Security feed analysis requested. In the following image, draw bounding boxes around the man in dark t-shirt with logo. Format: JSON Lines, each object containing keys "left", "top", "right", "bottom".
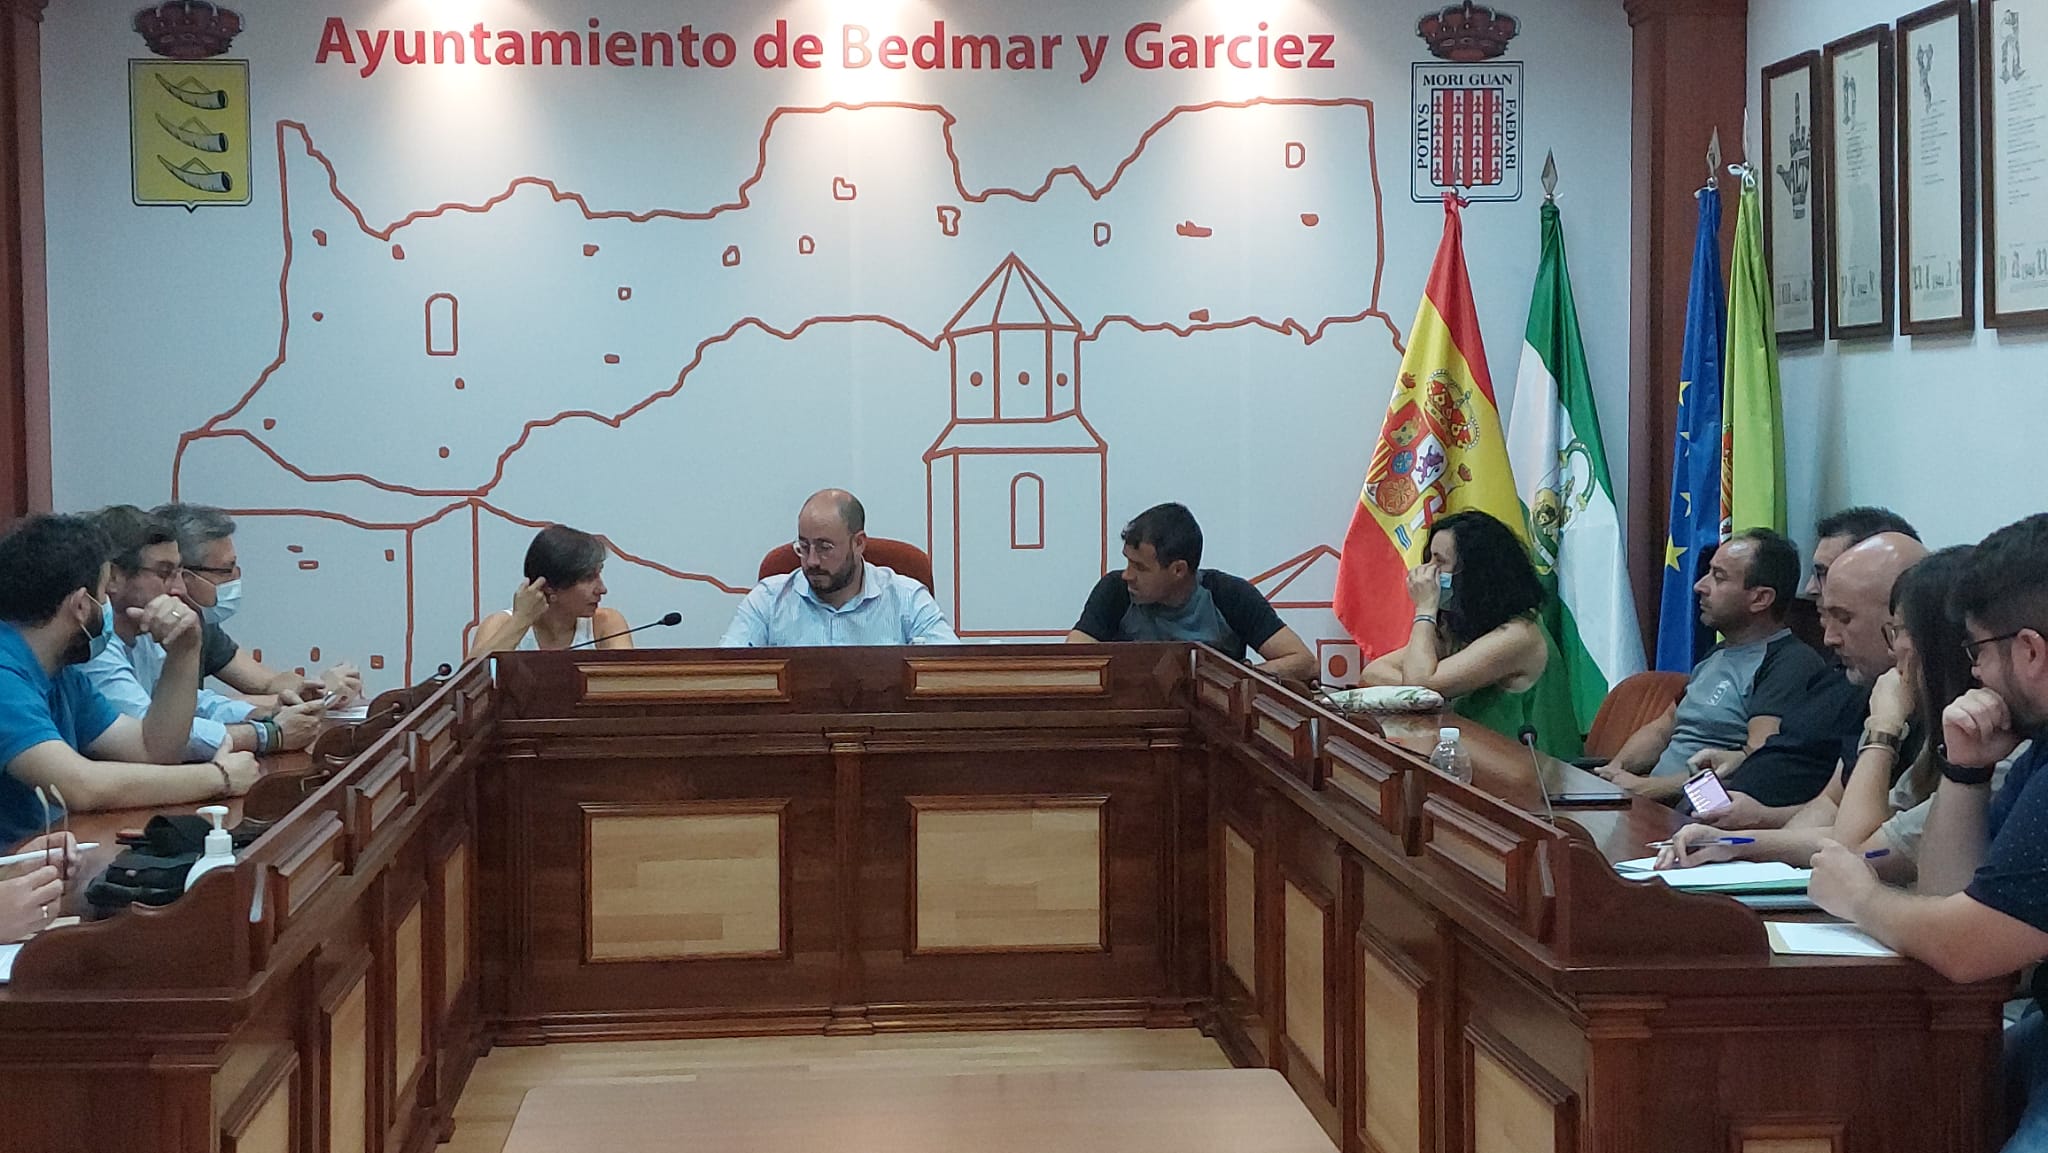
{"left": 1068, "top": 502, "right": 1316, "bottom": 682}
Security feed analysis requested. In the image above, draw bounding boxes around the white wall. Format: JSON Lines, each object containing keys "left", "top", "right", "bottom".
{"left": 1750, "top": 0, "right": 2048, "bottom": 554}
{"left": 42, "top": 0, "right": 1635, "bottom": 689}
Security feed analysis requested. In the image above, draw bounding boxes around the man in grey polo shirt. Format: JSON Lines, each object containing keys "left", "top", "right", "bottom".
{"left": 1593, "top": 528, "right": 1833, "bottom": 804}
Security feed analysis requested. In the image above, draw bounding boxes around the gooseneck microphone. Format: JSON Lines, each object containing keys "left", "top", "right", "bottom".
{"left": 569, "top": 611, "right": 683, "bottom": 649}
{"left": 1519, "top": 725, "right": 1558, "bottom": 825}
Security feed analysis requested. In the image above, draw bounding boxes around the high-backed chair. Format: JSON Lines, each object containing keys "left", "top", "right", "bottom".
{"left": 1581, "top": 671, "right": 1691, "bottom": 761}
{"left": 756, "top": 537, "right": 936, "bottom": 594}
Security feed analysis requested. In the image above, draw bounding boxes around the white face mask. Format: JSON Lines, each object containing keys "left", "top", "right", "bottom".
{"left": 202, "top": 578, "right": 242, "bottom": 625}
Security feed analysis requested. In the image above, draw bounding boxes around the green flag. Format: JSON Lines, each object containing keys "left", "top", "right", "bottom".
{"left": 1720, "top": 174, "right": 1786, "bottom": 535}
{"left": 1508, "top": 199, "right": 1645, "bottom": 734}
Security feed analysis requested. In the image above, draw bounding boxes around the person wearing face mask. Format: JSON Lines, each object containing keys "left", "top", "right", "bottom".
{"left": 81, "top": 507, "right": 328, "bottom": 758}
{"left": 0, "top": 514, "right": 260, "bottom": 850}
{"left": 721, "top": 491, "right": 957, "bottom": 648}
{"left": 1357, "top": 509, "right": 1581, "bottom": 758}
{"left": 154, "top": 503, "right": 363, "bottom": 706}
{"left": 470, "top": 523, "right": 634, "bottom": 656}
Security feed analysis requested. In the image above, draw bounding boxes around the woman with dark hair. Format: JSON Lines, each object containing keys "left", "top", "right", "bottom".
{"left": 1359, "top": 509, "right": 1581, "bottom": 757}
{"left": 467, "top": 524, "right": 631, "bottom": 657}
{"left": 1657, "top": 546, "right": 1979, "bottom": 875}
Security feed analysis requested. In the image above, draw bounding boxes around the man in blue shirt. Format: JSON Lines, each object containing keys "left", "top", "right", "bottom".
{"left": 719, "top": 490, "right": 957, "bottom": 647}
{"left": 1808, "top": 513, "right": 2048, "bottom": 1153}
{"left": 0, "top": 514, "right": 260, "bottom": 849}
{"left": 81, "top": 505, "right": 326, "bottom": 758}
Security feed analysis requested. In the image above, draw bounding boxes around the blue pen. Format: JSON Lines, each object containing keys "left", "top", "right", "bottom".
{"left": 1865, "top": 848, "right": 1891, "bottom": 860}
{"left": 1647, "top": 835, "right": 1757, "bottom": 850}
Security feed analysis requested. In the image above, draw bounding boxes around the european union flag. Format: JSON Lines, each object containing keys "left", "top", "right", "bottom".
{"left": 1656, "top": 186, "right": 1726, "bottom": 672}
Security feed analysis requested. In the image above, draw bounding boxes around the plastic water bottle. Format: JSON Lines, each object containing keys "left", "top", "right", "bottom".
{"left": 1429, "top": 726, "right": 1472, "bottom": 784}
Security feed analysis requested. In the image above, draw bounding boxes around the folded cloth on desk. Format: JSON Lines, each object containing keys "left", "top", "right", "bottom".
{"left": 1614, "top": 858, "right": 1812, "bottom": 893}
{"left": 1322, "top": 686, "right": 1446, "bottom": 714}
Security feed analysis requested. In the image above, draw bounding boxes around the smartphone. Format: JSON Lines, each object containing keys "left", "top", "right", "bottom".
{"left": 1683, "top": 768, "right": 1733, "bottom": 816}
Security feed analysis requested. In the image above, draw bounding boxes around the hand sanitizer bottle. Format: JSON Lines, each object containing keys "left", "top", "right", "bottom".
{"left": 184, "top": 804, "right": 236, "bottom": 891}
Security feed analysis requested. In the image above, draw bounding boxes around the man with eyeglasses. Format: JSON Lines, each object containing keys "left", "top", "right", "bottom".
{"left": 79, "top": 506, "right": 328, "bottom": 759}
{"left": 0, "top": 514, "right": 259, "bottom": 855}
{"left": 719, "top": 489, "right": 957, "bottom": 647}
{"left": 155, "top": 503, "right": 363, "bottom": 706}
{"left": 1807, "top": 513, "right": 2048, "bottom": 1153}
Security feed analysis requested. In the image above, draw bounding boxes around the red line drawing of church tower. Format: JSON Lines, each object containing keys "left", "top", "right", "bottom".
{"left": 926, "top": 254, "right": 1109, "bottom": 638}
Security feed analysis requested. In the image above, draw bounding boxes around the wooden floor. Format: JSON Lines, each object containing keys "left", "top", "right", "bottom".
{"left": 444, "top": 1029, "right": 1235, "bottom": 1153}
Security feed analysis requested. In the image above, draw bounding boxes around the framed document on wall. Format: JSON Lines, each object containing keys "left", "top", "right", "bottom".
{"left": 1825, "top": 25, "right": 1897, "bottom": 339}
{"left": 1764, "top": 52, "right": 1826, "bottom": 343}
{"left": 1984, "top": 0, "right": 2048, "bottom": 327}
{"left": 1898, "top": 1, "right": 1978, "bottom": 334}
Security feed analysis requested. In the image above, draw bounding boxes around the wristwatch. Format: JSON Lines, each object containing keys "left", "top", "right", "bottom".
{"left": 1937, "top": 743, "right": 1997, "bottom": 786}
{"left": 1858, "top": 725, "right": 1904, "bottom": 756}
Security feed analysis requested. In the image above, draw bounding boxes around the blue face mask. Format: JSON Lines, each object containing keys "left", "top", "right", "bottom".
{"left": 83, "top": 594, "right": 114, "bottom": 660}
{"left": 1437, "top": 571, "right": 1455, "bottom": 592}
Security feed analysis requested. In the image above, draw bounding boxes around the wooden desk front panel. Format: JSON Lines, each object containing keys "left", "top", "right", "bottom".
{"left": 0, "top": 665, "right": 491, "bottom": 1153}
{"left": 485, "top": 645, "right": 1210, "bottom": 1041}
{"left": 1199, "top": 690, "right": 2006, "bottom": 1153}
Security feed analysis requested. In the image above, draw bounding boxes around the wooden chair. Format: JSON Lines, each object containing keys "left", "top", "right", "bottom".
{"left": 1582, "top": 671, "right": 1690, "bottom": 761}
{"left": 757, "top": 537, "right": 935, "bottom": 594}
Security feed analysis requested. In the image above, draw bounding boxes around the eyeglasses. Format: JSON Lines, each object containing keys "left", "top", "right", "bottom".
{"left": 183, "top": 561, "right": 241, "bottom": 582}
{"left": 791, "top": 539, "right": 843, "bottom": 561}
{"left": 132, "top": 562, "right": 181, "bottom": 582}
{"left": 1963, "top": 631, "right": 2025, "bottom": 663}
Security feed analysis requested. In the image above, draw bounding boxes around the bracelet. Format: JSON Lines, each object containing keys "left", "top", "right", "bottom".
{"left": 1857, "top": 726, "right": 1904, "bottom": 757}
{"left": 1937, "top": 744, "right": 1997, "bottom": 786}
{"left": 1412, "top": 614, "right": 1437, "bottom": 626}
{"left": 252, "top": 720, "right": 271, "bottom": 754}
{"left": 211, "top": 759, "right": 233, "bottom": 798}
{"left": 263, "top": 719, "right": 282, "bottom": 751}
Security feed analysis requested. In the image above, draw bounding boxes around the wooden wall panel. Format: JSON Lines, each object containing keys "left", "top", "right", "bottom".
{"left": 1282, "top": 880, "right": 1329, "bottom": 1083}
{"left": 220, "top": 1056, "right": 296, "bottom": 1153}
{"left": 219, "top": 1063, "right": 294, "bottom": 1153}
{"left": 1223, "top": 824, "right": 1258, "bottom": 995}
{"left": 442, "top": 847, "right": 469, "bottom": 1013}
{"left": 393, "top": 901, "right": 427, "bottom": 1102}
{"left": 1467, "top": 1027, "right": 1576, "bottom": 1153}
{"left": 910, "top": 797, "right": 1105, "bottom": 953}
{"left": 1356, "top": 936, "right": 1425, "bottom": 1153}
{"left": 324, "top": 973, "right": 370, "bottom": 1153}
{"left": 583, "top": 803, "right": 788, "bottom": 962}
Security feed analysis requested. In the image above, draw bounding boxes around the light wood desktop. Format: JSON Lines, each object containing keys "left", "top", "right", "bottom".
{"left": 500, "top": 1068, "right": 1336, "bottom": 1153}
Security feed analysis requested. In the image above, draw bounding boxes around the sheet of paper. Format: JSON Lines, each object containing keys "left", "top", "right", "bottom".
{"left": 326, "top": 704, "right": 371, "bottom": 722}
{"left": 1766, "top": 921, "right": 1899, "bottom": 958}
{"left": 0, "top": 941, "right": 19, "bottom": 983}
{"left": 1614, "top": 858, "right": 1811, "bottom": 889}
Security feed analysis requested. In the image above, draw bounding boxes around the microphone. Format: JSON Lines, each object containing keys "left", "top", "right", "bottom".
{"left": 569, "top": 611, "right": 682, "bottom": 649}
{"left": 1519, "top": 725, "right": 1558, "bottom": 825}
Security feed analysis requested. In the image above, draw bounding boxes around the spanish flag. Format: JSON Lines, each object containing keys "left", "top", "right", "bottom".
{"left": 1335, "top": 195, "right": 1525, "bottom": 658}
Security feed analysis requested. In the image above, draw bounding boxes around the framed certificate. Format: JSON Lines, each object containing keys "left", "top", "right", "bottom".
{"left": 1983, "top": 0, "right": 2048, "bottom": 327}
{"left": 1898, "top": 1, "right": 1977, "bottom": 333}
{"left": 1825, "top": 25, "right": 1898, "bottom": 339}
{"left": 1764, "top": 52, "right": 1826, "bottom": 344}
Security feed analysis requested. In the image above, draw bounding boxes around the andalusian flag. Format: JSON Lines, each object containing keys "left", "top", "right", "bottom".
{"left": 1720, "top": 172, "right": 1787, "bottom": 536}
{"left": 1507, "top": 199, "right": 1644, "bottom": 734}
{"left": 1336, "top": 196, "right": 1524, "bottom": 658}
